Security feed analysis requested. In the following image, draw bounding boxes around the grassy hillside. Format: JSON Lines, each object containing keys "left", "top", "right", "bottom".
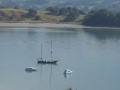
{"left": 0, "top": 8, "right": 27, "bottom": 21}
{"left": 0, "top": 8, "right": 85, "bottom": 23}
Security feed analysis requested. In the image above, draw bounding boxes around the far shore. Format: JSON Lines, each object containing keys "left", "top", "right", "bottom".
{"left": 0, "top": 22, "right": 120, "bottom": 29}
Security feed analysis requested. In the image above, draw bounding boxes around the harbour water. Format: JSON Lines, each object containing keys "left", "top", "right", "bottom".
{"left": 0, "top": 28, "right": 120, "bottom": 90}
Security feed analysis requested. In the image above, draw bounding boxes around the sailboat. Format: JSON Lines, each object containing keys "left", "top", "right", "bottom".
{"left": 37, "top": 41, "right": 58, "bottom": 64}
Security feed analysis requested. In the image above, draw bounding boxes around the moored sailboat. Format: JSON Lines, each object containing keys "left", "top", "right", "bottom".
{"left": 37, "top": 41, "right": 58, "bottom": 64}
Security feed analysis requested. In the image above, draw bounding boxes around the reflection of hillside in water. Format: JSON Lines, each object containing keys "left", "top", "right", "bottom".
{"left": 84, "top": 28, "right": 120, "bottom": 40}
{"left": 46, "top": 28, "right": 82, "bottom": 38}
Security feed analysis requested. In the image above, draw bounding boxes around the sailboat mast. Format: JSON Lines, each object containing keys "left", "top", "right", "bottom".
{"left": 51, "top": 41, "right": 53, "bottom": 61}
{"left": 41, "top": 43, "right": 42, "bottom": 59}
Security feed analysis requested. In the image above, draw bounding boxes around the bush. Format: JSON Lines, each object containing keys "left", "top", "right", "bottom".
{"left": 26, "top": 9, "right": 37, "bottom": 18}
{"left": 35, "top": 15, "right": 40, "bottom": 20}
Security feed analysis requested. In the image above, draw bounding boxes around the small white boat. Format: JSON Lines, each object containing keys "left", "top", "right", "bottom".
{"left": 64, "top": 69, "right": 73, "bottom": 74}
{"left": 25, "top": 67, "right": 37, "bottom": 71}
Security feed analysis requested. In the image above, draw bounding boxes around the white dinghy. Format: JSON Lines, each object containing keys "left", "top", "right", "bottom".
{"left": 64, "top": 69, "right": 73, "bottom": 74}
{"left": 25, "top": 67, "right": 37, "bottom": 71}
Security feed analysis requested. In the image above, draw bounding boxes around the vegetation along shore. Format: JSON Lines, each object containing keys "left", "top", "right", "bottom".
{"left": 0, "top": 7, "right": 120, "bottom": 28}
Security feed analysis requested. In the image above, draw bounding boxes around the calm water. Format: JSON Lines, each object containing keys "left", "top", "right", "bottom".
{"left": 0, "top": 28, "right": 120, "bottom": 90}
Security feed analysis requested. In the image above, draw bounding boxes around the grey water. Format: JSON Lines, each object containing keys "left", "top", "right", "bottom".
{"left": 0, "top": 28, "right": 120, "bottom": 90}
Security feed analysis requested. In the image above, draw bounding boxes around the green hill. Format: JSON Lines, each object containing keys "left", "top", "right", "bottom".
{"left": 0, "top": 8, "right": 84, "bottom": 23}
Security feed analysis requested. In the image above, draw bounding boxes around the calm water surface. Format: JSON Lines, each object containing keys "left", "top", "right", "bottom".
{"left": 0, "top": 28, "right": 120, "bottom": 90}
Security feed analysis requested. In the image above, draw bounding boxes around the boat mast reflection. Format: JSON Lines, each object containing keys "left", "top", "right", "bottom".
{"left": 38, "top": 63, "right": 58, "bottom": 89}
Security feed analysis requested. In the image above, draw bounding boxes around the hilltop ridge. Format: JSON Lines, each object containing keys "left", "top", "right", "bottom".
{"left": 0, "top": 0, "right": 120, "bottom": 12}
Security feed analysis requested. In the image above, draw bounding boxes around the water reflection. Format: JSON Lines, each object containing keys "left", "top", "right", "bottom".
{"left": 46, "top": 29, "right": 80, "bottom": 38}
{"left": 1, "top": 27, "right": 120, "bottom": 90}
{"left": 64, "top": 73, "right": 73, "bottom": 78}
{"left": 37, "top": 63, "right": 58, "bottom": 65}
{"left": 37, "top": 63, "right": 58, "bottom": 88}
{"left": 27, "top": 30, "right": 37, "bottom": 42}
{"left": 84, "top": 28, "right": 120, "bottom": 40}
{"left": 25, "top": 70, "right": 37, "bottom": 73}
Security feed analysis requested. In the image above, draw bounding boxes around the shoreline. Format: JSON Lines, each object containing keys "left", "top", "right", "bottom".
{"left": 0, "top": 23, "right": 120, "bottom": 29}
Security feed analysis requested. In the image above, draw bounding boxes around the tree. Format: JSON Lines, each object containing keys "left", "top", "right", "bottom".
{"left": 45, "top": 7, "right": 85, "bottom": 22}
{"left": 46, "top": 7, "right": 85, "bottom": 16}
{"left": 116, "top": 13, "right": 120, "bottom": 19}
{"left": 63, "top": 11, "right": 80, "bottom": 21}
{"left": 14, "top": 6, "right": 19, "bottom": 9}
{"left": 35, "top": 15, "right": 40, "bottom": 20}
{"left": 26, "top": 9, "right": 37, "bottom": 18}
{"left": 82, "top": 9, "right": 120, "bottom": 27}
{"left": 58, "top": 8, "right": 68, "bottom": 16}
{"left": 46, "top": 7, "right": 59, "bottom": 15}
{"left": 88, "top": 10, "right": 97, "bottom": 15}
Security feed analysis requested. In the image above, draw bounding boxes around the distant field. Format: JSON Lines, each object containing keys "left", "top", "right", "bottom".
{"left": 0, "top": 8, "right": 85, "bottom": 23}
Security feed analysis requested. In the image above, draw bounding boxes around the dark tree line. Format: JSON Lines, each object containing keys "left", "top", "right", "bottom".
{"left": 82, "top": 9, "right": 120, "bottom": 27}
{"left": 46, "top": 7, "right": 85, "bottom": 15}
{"left": 46, "top": 7, "right": 85, "bottom": 21}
